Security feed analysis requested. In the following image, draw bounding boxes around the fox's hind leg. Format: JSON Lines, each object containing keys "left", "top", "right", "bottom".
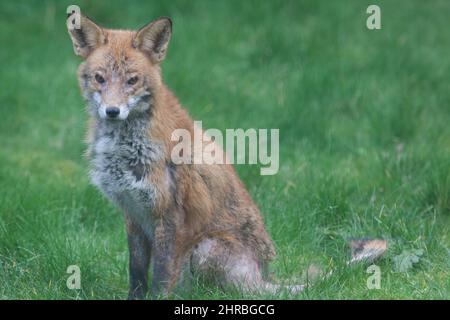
{"left": 191, "top": 238, "right": 304, "bottom": 295}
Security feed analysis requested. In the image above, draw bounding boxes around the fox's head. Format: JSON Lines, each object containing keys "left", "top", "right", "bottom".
{"left": 67, "top": 14, "right": 172, "bottom": 120}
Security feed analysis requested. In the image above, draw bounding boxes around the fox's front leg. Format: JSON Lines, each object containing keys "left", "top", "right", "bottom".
{"left": 151, "top": 220, "right": 184, "bottom": 298}
{"left": 125, "top": 216, "right": 152, "bottom": 300}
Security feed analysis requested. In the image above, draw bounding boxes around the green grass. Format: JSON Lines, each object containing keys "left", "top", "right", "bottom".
{"left": 0, "top": 0, "right": 449, "bottom": 299}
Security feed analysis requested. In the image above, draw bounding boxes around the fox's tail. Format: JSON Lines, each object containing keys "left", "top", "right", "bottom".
{"left": 255, "top": 238, "right": 388, "bottom": 295}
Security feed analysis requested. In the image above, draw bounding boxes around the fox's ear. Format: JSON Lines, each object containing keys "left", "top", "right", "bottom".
{"left": 133, "top": 17, "right": 172, "bottom": 64}
{"left": 67, "top": 13, "right": 105, "bottom": 59}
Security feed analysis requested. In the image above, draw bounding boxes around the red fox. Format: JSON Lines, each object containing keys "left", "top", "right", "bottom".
{"left": 67, "top": 13, "right": 303, "bottom": 299}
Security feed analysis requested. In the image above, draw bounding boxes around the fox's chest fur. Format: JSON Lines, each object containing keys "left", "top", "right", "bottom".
{"left": 89, "top": 117, "right": 162, "bottom": 236}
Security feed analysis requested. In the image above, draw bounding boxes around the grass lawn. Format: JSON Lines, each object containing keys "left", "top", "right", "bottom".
{"left": 0, "top": 0, "right": 449, "bottom": 299}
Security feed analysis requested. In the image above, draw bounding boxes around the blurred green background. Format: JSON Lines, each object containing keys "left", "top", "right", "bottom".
{"left": 0, "top": 0, "right": 449, "bottom": 299}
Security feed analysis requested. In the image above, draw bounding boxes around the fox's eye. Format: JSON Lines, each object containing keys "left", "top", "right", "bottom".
{"left": 127, "top": 76, "right": 138, "bottom": 85}
{"left": 95, "top": 74, "right": 105, "bottom": 84}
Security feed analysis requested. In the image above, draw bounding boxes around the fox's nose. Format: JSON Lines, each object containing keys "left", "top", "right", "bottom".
{"left": 105, "top": 106, "right": 120, "bottom": 118}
